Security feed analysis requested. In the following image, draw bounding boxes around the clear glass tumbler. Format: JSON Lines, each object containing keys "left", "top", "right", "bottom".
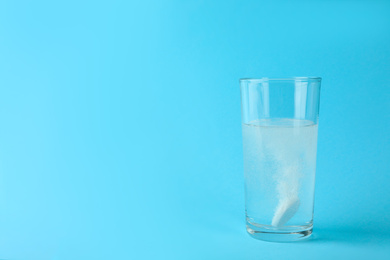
{"left": 240, "top": 77, "right": 321, "bottom": 242}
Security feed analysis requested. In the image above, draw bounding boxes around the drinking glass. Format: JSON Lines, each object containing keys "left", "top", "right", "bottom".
{"left": 240, "top": 77, "right": 321, "bottom": 242}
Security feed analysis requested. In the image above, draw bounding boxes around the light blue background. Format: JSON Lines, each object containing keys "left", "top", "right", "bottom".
{"left": 0, "top": 0, "right": 389, "bottom": 259}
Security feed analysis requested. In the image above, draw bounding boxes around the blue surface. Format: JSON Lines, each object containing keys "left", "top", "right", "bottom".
{"left": 0, "top": 0, "right": 389, "bottom": 259}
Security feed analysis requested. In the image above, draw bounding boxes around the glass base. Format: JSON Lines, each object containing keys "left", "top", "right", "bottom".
{"left": 246, "top": 221, "right": 313, "bottom": 242}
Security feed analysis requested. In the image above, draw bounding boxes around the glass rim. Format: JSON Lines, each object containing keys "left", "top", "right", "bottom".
{"left": 240, "top": 77, "right": 322, "bottom": 82}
